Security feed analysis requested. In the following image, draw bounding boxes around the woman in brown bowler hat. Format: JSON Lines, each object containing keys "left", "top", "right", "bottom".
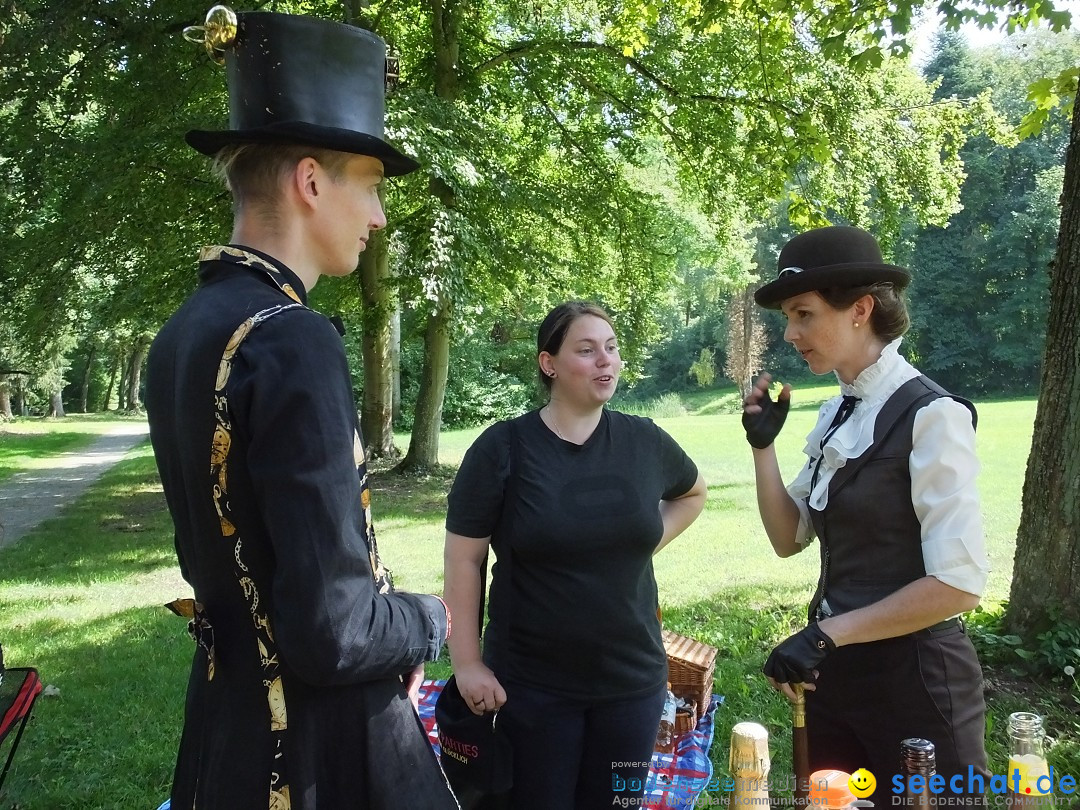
{"left": 743, "top": 225, "right": 990, "bottom": 802}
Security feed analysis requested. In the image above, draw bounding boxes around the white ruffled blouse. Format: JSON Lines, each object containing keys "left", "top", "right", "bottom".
{"left": 787, "top": 338, "right": 990, "bottom": 598}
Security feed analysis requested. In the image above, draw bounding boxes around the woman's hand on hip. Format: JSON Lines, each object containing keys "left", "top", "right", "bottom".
{"left": 454, "top": 660, "right": 507, "bottom": 716}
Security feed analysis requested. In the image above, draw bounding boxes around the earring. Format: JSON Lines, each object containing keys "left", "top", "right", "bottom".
{"left": 548, "top": 371, "right": 556, "bottom": 378}
{"left": 854, "top": 322, "right": 860, "bottom": 328}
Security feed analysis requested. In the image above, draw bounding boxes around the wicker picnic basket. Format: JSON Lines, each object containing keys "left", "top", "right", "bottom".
{"left": 663, "top": 629, "right": 717, "bottom": 731}
{"left": 674, "top": 700, "right": 698, "bottom": 737}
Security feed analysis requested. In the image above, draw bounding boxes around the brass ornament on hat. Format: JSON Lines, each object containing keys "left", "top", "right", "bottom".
{"left": 183, "top": 5, "right": 239, "bottom": 65}
{"left": 385, "top": 51, "right": 400, "bottom": 93}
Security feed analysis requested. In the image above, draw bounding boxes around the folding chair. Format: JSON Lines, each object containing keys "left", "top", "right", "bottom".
{"left": 0, "top": 665, "right": 43, "bottom": 793}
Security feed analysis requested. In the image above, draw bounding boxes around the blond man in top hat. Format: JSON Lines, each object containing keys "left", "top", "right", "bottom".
{"left": 146, "top": 9, "right": 458, "bottom": 809}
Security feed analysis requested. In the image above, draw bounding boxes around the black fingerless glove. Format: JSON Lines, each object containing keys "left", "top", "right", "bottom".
{"left": 742, "top": 386, "right": 790, "bottom": 449}
{"left": 762, "top": 623, "right": 836, "bottom": 685}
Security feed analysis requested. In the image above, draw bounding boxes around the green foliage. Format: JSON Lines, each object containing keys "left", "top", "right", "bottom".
{"left": 394, "top": 305, "right": 539, "bottom": 429}
{"left": 436, "top": 347, "right": 534, "bottom": 430}
{"left": 1015, "top": 607, "right": 1080, "bottom": 680}
{"left": 614, "top": 392, "right": 689, "bottom": 419}
{"left": 967, "top": 602, "right": 1026, "bottom": 670}
{"left": 3, "top": 0, "right": 986, "bottom": 346}
{"left": 970, "top": 602, "right": 1080, "bottom": 686}
{"left": 1019, "top": 66, "right": 1080, "bottom": 138}
{"left": 689, "top": 347, "right": 717, "bottom": 387}
{"left": 904, "top": 29, "right": 1076, "bottom": 396}
{"left": 628, "top": 314, "right": 723, "bottom": 400}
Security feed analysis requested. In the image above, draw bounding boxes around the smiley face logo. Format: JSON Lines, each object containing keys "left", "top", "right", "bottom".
{"left": 849, "top": 768, "right": 876, "bottom": 798}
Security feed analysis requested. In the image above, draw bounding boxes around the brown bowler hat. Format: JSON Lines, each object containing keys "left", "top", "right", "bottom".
{"left": 754, "top": 226, "right": 911, "bottom": 309}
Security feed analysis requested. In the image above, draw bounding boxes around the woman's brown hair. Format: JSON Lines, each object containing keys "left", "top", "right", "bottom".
{"left": 536, "top": 301, "right": 615, "bottom": 391}
{"left": 820, "top": 282, "right": 910, "bottom": 342}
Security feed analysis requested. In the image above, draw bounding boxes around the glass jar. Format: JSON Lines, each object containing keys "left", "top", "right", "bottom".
{"left": 1008, "top": 712, "right": 1052, "bottom": 805}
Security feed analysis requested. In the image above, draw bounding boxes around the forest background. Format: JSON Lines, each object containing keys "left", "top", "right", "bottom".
{"left": 1, "top": 3, "right": 1072, "bottom": 451}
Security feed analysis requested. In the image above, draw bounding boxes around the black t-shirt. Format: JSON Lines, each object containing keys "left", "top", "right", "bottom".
{"left": 446, "top": 409, "right": 699, "bottom": 701}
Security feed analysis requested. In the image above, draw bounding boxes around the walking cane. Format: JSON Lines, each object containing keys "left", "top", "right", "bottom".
{"left": 792, "top": 684, "right": 809, "bottom": 808}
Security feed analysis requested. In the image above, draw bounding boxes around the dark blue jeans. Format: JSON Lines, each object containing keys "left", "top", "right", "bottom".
{"left": 497, "top": 679, "right": 667, "bottom": 810}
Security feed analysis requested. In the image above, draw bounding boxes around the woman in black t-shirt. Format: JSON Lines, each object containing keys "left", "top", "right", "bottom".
{"left": 443, "top": 301, "right": 707, "bottom": 810}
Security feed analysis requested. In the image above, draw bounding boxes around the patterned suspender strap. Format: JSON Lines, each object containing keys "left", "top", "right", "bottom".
{"left": 213, "top": 302, "right": 306, "bottom": 810}
{"left": 203, "top": 244, "right": 395, "bottom": 594}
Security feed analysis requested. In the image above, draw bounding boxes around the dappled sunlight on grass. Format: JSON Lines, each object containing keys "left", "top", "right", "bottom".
{"left": 1, "top": 567, "right": 190, "bottom": 626}
{"left": 1, "top": 413, "right": 149, "bottom": 431}
{"left": 0, "top": 454, "right": 178, "bottom": 588}
{"left": 0, "top": 606, "right": 189, "bottom": 809}
{"left": 0, "top": 431, "right": 100, "bottom": 482}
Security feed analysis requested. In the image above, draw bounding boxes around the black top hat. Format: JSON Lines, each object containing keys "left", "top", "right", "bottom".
{"left": 185, "top": 10, "right": 419, "bottom": 176}
{"left": 754, "top": 226, "right": 911, "bottom": 309}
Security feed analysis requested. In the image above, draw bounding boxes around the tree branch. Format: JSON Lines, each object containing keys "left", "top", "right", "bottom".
{"left": 475, "top": 37, "right": 789, "bottom": 115}
{"left": 514, "top": 62, "right": 613, "bottom": 182}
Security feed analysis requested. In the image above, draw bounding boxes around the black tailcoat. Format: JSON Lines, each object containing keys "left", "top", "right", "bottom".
{"left": 146, "top": 245, "right": 457, "bottom": 810}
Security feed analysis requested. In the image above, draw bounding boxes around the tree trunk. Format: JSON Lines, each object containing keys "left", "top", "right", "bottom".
{"left": 1005, "top": 97, "right": 1080, "bottom": 636}
{"left": 358, "top": 226, "right": 397, "bottom": 457}
{"left": 391, "top": 301, "right": 402, "bottom": 425}
{"left": 80, "top": 342, "right": 96, "bottom": 413}
{"left": 392, "top": 0, "right": 460, "bottom": 472}
{"left": 104, "top": 352, "right": 118, "bottom": 411}
{"left": 13, "top": 376, "right": 26, "bottom": 416}
{"left": 117, "top": 350, "right": 130, "bottom": 411}
{"left": 48, "top": 389, "right": 65, "bottom": 418}
{"left": 0, "top": 374, "right": 11, "bottom": 420}
{"left": 395, "top": 299, "right": 451, "bottom": 472}
{"left": 126, "top": 338, "right": 148, "bottom": 413}
{"left": 725, "top": 286, "right": 761, "bottom": 395}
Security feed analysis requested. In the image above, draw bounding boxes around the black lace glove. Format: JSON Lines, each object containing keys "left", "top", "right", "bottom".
{"left": 742, "top": 385, "right": 790, "bottom": 449}
{"left": 763, "top": 623, "right": 836, "bottom": 684}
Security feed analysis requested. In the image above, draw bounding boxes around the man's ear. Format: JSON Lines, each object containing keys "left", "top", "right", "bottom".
{"left": 291, "top": 157, "right": 321, "bottom": 211}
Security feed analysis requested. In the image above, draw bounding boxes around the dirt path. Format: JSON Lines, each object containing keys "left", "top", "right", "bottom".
{"left": 0, "top": 423, "right": 150, "bottom": 550}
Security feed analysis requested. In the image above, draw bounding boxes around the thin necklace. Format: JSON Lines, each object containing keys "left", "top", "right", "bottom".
{"left": 543, "top": 405, "right": 567, "bottom": 441}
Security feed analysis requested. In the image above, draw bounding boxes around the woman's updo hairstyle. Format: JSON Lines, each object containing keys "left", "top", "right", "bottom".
{"left": 820, "top": 282, "right": 910, "bottom": 342}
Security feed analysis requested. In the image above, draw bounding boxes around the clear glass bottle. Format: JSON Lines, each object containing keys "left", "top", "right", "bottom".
{"left": 654, "top": 684, "right": 676, "bottom": 754}
{"left": 901, "top": 738, "right": 936, "bottom": 808}
{"left": 1008, "top": 712, "right": 1052, "bottom": 805}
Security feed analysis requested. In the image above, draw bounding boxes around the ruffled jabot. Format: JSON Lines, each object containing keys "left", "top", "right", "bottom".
{"left": 795, "top": 338, "right": 920, "bottom": 511}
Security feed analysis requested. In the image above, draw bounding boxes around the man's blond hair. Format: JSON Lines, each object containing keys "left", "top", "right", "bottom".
{"left": 211, "top": 143, "right": 353, "bottom": 222}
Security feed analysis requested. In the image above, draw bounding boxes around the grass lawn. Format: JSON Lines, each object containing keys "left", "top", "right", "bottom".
{"left": 0, "top": 390, "right": 1076, "bottom": 809}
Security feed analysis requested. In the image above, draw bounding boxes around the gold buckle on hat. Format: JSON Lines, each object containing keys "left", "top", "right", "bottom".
{"left": 183, "top": 5, "right": 238, "bottom": 66}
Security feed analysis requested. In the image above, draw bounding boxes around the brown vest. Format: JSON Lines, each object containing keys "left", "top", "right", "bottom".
{"left": 807, "top": 376, "right": 976, "bottom": 620}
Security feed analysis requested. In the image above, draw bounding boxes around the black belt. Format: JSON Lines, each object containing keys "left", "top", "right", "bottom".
{"left": 916, "top": 616, "right": 963, "bottom": 637}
